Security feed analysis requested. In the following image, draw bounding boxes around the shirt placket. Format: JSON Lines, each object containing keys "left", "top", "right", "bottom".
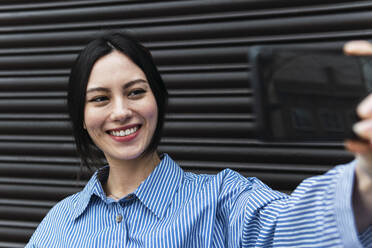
{"left": 116, "top": 194, "right": 137, "bottom": 247}
{"left": 111, "top": 201, "right": 128, "bottom": 248}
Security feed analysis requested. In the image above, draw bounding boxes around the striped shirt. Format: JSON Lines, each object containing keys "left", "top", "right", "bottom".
{"left": 26, "top": 154, "right": 372, "bottom": 247}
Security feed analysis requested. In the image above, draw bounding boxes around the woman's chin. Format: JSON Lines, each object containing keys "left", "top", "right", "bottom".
{"left": 105, "top": 149, "right": 147, "bottom": 163}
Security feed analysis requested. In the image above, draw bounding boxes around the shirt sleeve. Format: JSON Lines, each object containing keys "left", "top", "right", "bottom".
{"left": 334, "top": 160, "right": 364, "bottom": 247}
{"left": 25, "top": 193, "right": 76, "bottom": 248}
{"left": 227, "top": 162, "right": 371, "bottom": 247}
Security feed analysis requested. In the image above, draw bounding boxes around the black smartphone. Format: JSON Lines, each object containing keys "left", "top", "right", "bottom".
{"left": 249, "top": 46, "right": 372, "bottom": 143}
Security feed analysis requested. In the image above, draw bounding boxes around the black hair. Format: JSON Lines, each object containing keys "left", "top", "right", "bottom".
{"left": 68, "top": 31, "right": 168, "bottom": 170}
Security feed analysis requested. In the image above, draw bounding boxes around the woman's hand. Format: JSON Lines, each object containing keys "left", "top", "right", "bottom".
{"left": 344, "top": 40, "right": 372, "bottom": 233}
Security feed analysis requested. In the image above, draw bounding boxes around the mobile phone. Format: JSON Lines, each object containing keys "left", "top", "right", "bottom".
{"left": 249, "top": 46, "right": 372, "bottom": 143}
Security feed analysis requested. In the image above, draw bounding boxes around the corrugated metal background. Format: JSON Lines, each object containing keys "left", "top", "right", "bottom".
{"left": 0, "top": 0, "right": 370, "bottom": 246}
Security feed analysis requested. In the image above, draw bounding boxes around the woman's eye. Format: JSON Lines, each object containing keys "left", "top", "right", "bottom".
{"left": 128, "top": 89, "right": 146, "bottom": 97}
{"left": 89, "top": 96, "right": 108, "bottom": 102}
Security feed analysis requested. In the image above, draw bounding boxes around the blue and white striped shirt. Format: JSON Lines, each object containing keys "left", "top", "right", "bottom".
{"left": 27, "top": 154, "right": 371, "bottom": 247}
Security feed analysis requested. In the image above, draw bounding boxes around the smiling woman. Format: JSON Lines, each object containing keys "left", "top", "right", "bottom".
{"left": 68, "top": 33, "right": 167, "bottom": 173}
{"left": 25, "top": 32, "right": 372, "bottom": 247}
{"left": 84, "top": 51, "right": 160, "bottom": 197}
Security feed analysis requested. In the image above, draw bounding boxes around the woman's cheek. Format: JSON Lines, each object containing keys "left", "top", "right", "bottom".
{"left": 84, "top": 107, "right": 104, "bottom": 132}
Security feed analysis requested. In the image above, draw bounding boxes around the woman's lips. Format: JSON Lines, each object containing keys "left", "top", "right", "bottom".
{"left": 107, "top": 124, "right": 141, "bottom": 142}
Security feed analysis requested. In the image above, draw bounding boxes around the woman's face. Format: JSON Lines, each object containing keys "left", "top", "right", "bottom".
{"left": 84, "top": 50, "right": 158, "bottom": 163}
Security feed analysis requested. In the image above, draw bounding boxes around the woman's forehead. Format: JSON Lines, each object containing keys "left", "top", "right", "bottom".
{"left": 91, "top": 51, "right": 141, "bottom": 74}
{"left": 87, "top": 51, "right": 146, "bottom": 88}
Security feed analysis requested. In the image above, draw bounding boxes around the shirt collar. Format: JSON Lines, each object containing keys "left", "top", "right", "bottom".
{"left": 71, "top": 169, "right": 101, "bottom": 220}
{"left": 134, "top": 154, "right": 184, "bottom": 219}
{"left": 72, "top": 154, "right": 184, "bottom": 220}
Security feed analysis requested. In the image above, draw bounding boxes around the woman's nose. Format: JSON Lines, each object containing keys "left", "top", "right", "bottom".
{"left": 109, "top": 100, "right": 132, "bottom": 122}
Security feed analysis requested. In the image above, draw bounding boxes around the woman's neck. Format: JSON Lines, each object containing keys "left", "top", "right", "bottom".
{"left": 104, "top": 152, "right": 160, "bottom": 200}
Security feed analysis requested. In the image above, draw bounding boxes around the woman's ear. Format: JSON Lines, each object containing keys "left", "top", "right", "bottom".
{"left": 83, "top": 121, "right": 86, "bottom": 129}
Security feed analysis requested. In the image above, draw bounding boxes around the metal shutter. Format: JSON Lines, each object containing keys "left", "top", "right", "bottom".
{"left": 0, "top": 0, "right": 370, "bottom": 246}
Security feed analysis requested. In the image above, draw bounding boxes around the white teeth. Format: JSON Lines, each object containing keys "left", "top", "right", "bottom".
{"left": 110, "top": 126, "right": 138, "bottom": 137}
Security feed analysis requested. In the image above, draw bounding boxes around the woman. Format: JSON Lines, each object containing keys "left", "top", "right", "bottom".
{"left": 26, "top": 32, "right": 372, "bottom": 247}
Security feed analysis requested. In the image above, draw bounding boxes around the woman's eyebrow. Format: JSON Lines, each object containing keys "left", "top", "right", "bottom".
{"left": 123, "top": 79, "right": 148, "bottom": 89}
{"left": 86, "top": 87, "right": 109, "bottom": 94}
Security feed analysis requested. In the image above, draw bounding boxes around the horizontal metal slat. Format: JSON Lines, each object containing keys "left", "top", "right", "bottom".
{"left": 0, "top": 54, "right": 73, "bottom": 69}
{"left": 0, "top": 135, "right": 72, "bottom": 142}
{"left": 166, "top": 113, "right": 254, "bottom": 121}
{"left": 0, "top": 0, "right": 358, "bottom": 11}
{"left": 0, "top": 0, "right": 130, "bottom": 11}
{"left": 0, "top": 225, "right": 34, "bottom": 242}
{"left": 0, "top": 121, "right": 70, "bottom": 134}
{"left": 0, "top": 241, "right": 25, "bottom": 248}
{"left": 0, "top": 154, "right": 77, "bottom": 164}
{"left": 0, "top": 177, "right": 84, "bottom": 187}
{"left": 168, "top": 89, "right": 251, "bottom": 97}
{"left": 0, "top": 205, "right": 47, "bottom": 222}
{"left": 0, "top": 142, "right": 75, "bottom": 156}
{"left": 0, "top": 198, "right": 55, "bottom": 208}
{"left": 0, "top": 99, "right": 65, "bottom": 112}
{"left": 0, "top": 183, "right": 79, "bottom": 201}
{"left": 0, "top": 113, "right": 68, "bottom": 120}
{"left": 159, "top": 145, "right": 354, "bottom": 165}
{"left": 0, "top": 76, "right": 67, "bottom": 90}
{"left": 0, "top": 163, "right": 79, "bottom": 179}
{"left": 163, "top": 121, "right": 256, "bottom": 138}
{"left": 163, "top": 71, "right": 250, "bottom": 89}
{"left": 167, "top": 96, "right": 252, "bottom": 113}
{"left": 0, "top": 69, "right": 68, "bottom": 76}
{"left": 0, "top": 92, "right": 65, "bottom": 98}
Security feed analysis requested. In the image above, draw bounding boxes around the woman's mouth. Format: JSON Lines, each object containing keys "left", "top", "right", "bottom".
{"left": 107, "top": 125, "right": 141, "bottom": 142}
{"left": 109, "top": 126, "right": 139, "bottom": 137}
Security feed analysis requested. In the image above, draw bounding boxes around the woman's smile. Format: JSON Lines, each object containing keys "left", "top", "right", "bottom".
{"left": 107, "top": 124, "right": 141, "bottom": 142}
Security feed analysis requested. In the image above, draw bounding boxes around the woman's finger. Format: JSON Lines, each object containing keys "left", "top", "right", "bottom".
{"left": 353, "top": 118, "right": 372, "bottom": 141}
{"left": 345, "top": 140, "right": 372, "bottom": 154}
{"left": 344, "top": 40, "right": 372, "bottom": 56}
{"left": 358, "top": 94, "right": 372, "bottom": 119}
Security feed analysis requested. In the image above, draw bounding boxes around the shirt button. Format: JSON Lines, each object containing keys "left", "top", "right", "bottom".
{"left": 116, "top": 214, "right": 123, "bottom": 223}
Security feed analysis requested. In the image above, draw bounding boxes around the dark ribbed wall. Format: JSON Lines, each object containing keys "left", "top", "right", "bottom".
{"left": 0, "top": 0, "right": 370, "bottom": 246}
